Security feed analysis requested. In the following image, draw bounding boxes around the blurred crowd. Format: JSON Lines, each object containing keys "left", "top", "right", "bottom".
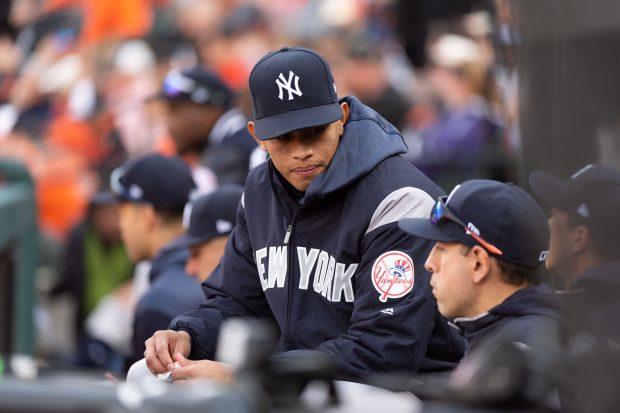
{"left": 0, "top": 0, "right": 522, "bottom": 371}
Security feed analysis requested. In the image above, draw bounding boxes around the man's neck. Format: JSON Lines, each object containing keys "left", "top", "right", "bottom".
{"left": 568, "top": 252, "right": 603, "bottom": 288}
{"left": 470, "top": 279, "right": 530, "bottom": 318}
{"left": 148, "top": 223, "right": 185, "bottom": 258}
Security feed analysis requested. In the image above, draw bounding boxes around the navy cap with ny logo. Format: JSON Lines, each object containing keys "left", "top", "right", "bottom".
{"left": 249, "top": 47, "right": 343, "bottom": 140}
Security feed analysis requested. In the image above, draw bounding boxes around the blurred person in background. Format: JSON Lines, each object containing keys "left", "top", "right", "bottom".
{"left": 530, "top": 164, "right": 620, "bottom": 342}
{"left": 153, "top": 66, "right": 256, "bottom": 190}
{"left": 125, "top": 184, "right": 243, "bottom": 381}
{"left": 111, "top": 154, "right": 203, "bottom": 367}
{"left": 178, "top": 184, "right": 243, "bottom": 284}
{"left": 530, "top": 164, "right": 620, "bottom": 412}
{"left": 339, "top": 32, "right": 413, "bottom": 130}
{"left": 3, "top": 1, "right": 157, "bottom": 241}
{"left": 50, "top": 191, "right": 133, "bottom": 372}
{"left": 198, "top": 3, "right": 273, "bottom": 91}
{"left": 8, "top": 0, "right": 80, "bottom": 137}
{"left": 409, "top": 33, "right": 512, "bottom": 192}
{"left": 102, "top": 39, "right": 162, "bottom": 159}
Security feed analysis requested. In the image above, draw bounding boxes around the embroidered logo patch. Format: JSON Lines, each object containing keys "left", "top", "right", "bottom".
{"left": 372, "top": 251, "right": 415, "bottom": 302}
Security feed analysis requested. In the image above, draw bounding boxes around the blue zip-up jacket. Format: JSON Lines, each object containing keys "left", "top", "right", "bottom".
{"left": 130, "top": 240, "right": 204, "bottom": 365}
{"left": 170, "top": 96, "right": 465, "bottom": 378}
{"left": 453, "top": 283, "right": 562, "bottom": 353}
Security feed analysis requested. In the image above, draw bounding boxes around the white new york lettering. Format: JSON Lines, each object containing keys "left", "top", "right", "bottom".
{"left": 276, "top": 71, "right": 302, "bottom": 101}
{"left": 312, "top": 251, "right": 330, "bottom": 294}
{"left": 320, "top": 256, "right": 336, "bottom": 300}
{"left": 297, "top": 247, "right": 319, "bottom": 290}
{"left": 255, "top": 247, "right": 268, "bottom": 291}
{"left": 332, "top": 262, "right": 357, "bottom": 302}
{"left": 261, "top": 246, "right": 357, "bottom": 302}
{"left": 268, "top": 246, "right": 288, "bottom": 288}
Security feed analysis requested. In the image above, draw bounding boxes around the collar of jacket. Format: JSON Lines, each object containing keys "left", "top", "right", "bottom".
{"left": 149, "top": 238, "right": 189, "bottom": 282}
{"left": 572, "top": 260, "right": 620, "bottom": 291}
{"left": 453, "top": 284, "right": 560, "bottom": 338}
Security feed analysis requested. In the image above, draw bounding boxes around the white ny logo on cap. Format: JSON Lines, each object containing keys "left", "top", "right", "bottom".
{"left": 276, "top": 71, "right": 302, "bottom": 101}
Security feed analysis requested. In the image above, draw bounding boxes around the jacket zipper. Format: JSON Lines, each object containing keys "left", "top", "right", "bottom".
{"left": 268, "top": 161, "right": 302, "bottom": 346}
{"left": 283, "top": 208, "right": 302, "bottom": 347}
{"left": 283, "top": 224, "right": 292, "bottom": 244}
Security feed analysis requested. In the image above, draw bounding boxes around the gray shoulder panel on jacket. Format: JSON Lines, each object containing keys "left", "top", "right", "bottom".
{"left": 365, "top": 187, "right": 435, "bottom": 236}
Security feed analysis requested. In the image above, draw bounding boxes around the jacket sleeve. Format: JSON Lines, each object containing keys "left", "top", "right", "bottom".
{"left": 316, "top": 188, "right": 456, "bottom": 377}
{"left": 169, "top": 201, "right": 274, "bottom": 360}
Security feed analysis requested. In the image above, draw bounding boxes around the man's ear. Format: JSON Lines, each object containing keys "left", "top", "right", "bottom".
{"left": 339, "top": 102, "right": 350, "bottom": 135}
{"left": 247, "top": 121, "right": 267, "bottom": 151}
{"left": 571, "top": 225, "right": 590, "bottom": 254}
{"left": 470, "top": 245, "right": 492, "bottom": 284}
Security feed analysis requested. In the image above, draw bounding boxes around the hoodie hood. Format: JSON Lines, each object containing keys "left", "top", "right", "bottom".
{"left": 304, "top": 96, "right": 408, "bottom": 202}
{"left": 454, "top": 284, "right": 561, "bottom": 344}
{"left": 489, "top": 283, "right": 561, "bottom": 319}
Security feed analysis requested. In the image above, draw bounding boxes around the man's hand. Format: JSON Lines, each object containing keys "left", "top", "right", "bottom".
{"left": 171, "top": 353, "right": 234, "bottom": 383}
{"left": 144, "top": 330, "right": 192, "bottom": 374}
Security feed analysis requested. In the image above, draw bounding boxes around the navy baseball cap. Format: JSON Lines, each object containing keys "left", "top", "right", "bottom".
{"left": 172, "top": 184, "right": 243, "bottom": 249}
{"left": 529, "top": 164, "right": 620, "bottom": 226}
{"left": 249, "top": 47, "right": 343, "bottom": 140}
{"left": 110, "top": 154, "right": 196, "bottom": 212}
{"left": 155, "top": 66, "right": 234, "bottom": 108}
{"left": 399, "top": 180, "right": 549, "bottom": 268}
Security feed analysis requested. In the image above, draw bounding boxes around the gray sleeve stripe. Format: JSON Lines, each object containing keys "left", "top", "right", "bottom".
{"left": 241, "top": 192, "right": 245, "bottom": 209}
{"left": 364, "top": 187, "right": 435, "bottom": 236}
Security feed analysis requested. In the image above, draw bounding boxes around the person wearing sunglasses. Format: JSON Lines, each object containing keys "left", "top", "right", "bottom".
{"left": 399, "top": 179, "right": 562, "bottom": 354}
{"left": 153, "top": 67, "right": 257, "bottom": 190}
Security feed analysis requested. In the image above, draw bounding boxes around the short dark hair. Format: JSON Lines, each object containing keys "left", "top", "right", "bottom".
{"left": 153, "top": 204, "right": 184, "bottom": 224}
{"left": 496, "top": 259, "right": 540, "bottom": 286}
{"left": 461, "top": 245, "right": 540, "bottom": 286}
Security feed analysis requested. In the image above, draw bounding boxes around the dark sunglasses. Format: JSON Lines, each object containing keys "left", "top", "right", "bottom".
{"left": 162, "top": 72, "right": 227, "bottom": 106}
{"left": 430, "top": 196, "right": 503, "bottom": 256}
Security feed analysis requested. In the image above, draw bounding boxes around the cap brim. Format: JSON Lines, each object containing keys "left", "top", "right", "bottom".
{"left": 253, "top": 102, "right": 343, "bottom": 140}
{"left": 529, "top": 171, "right": 569, "bottom": 207}
{"left": 398, "top": 218, "right": 462, "bottom": 243}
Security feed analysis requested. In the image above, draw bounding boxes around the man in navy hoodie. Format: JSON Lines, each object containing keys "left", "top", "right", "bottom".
{"left": 529, "top": 165, "right": 620, "bottom": 412}
{"left": 399, "top": 180, "right": 562, "bottom": 354}
{"left": 143, "top": 47, "right": 464, "bottom": 382}
{"left": 530, "top": 164, "right": 620, "bottom": 343}
{"left": 111, "top": 154, "right": 204, "bottom": 367}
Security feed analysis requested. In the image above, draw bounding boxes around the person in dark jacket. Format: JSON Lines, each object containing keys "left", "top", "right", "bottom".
{"left": 399, "top": 179, "right": 562, "bottom": 354}
{"left": 176, "top": 184, "right": 244, "bottom": 284}
{"left": 529, "top": 164, "right": 620, "bottom": 340}
{"left": 143, "top": 46, "right": 465, "bottom": 383}
{"left": 529, "top": 164, "right": 620, "bottom": 411}
{"left": 154, "top": 67, "right": 257, "bottom": 190}
{"left": 111, "top": 154, "right": 203, "bottom": 366}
